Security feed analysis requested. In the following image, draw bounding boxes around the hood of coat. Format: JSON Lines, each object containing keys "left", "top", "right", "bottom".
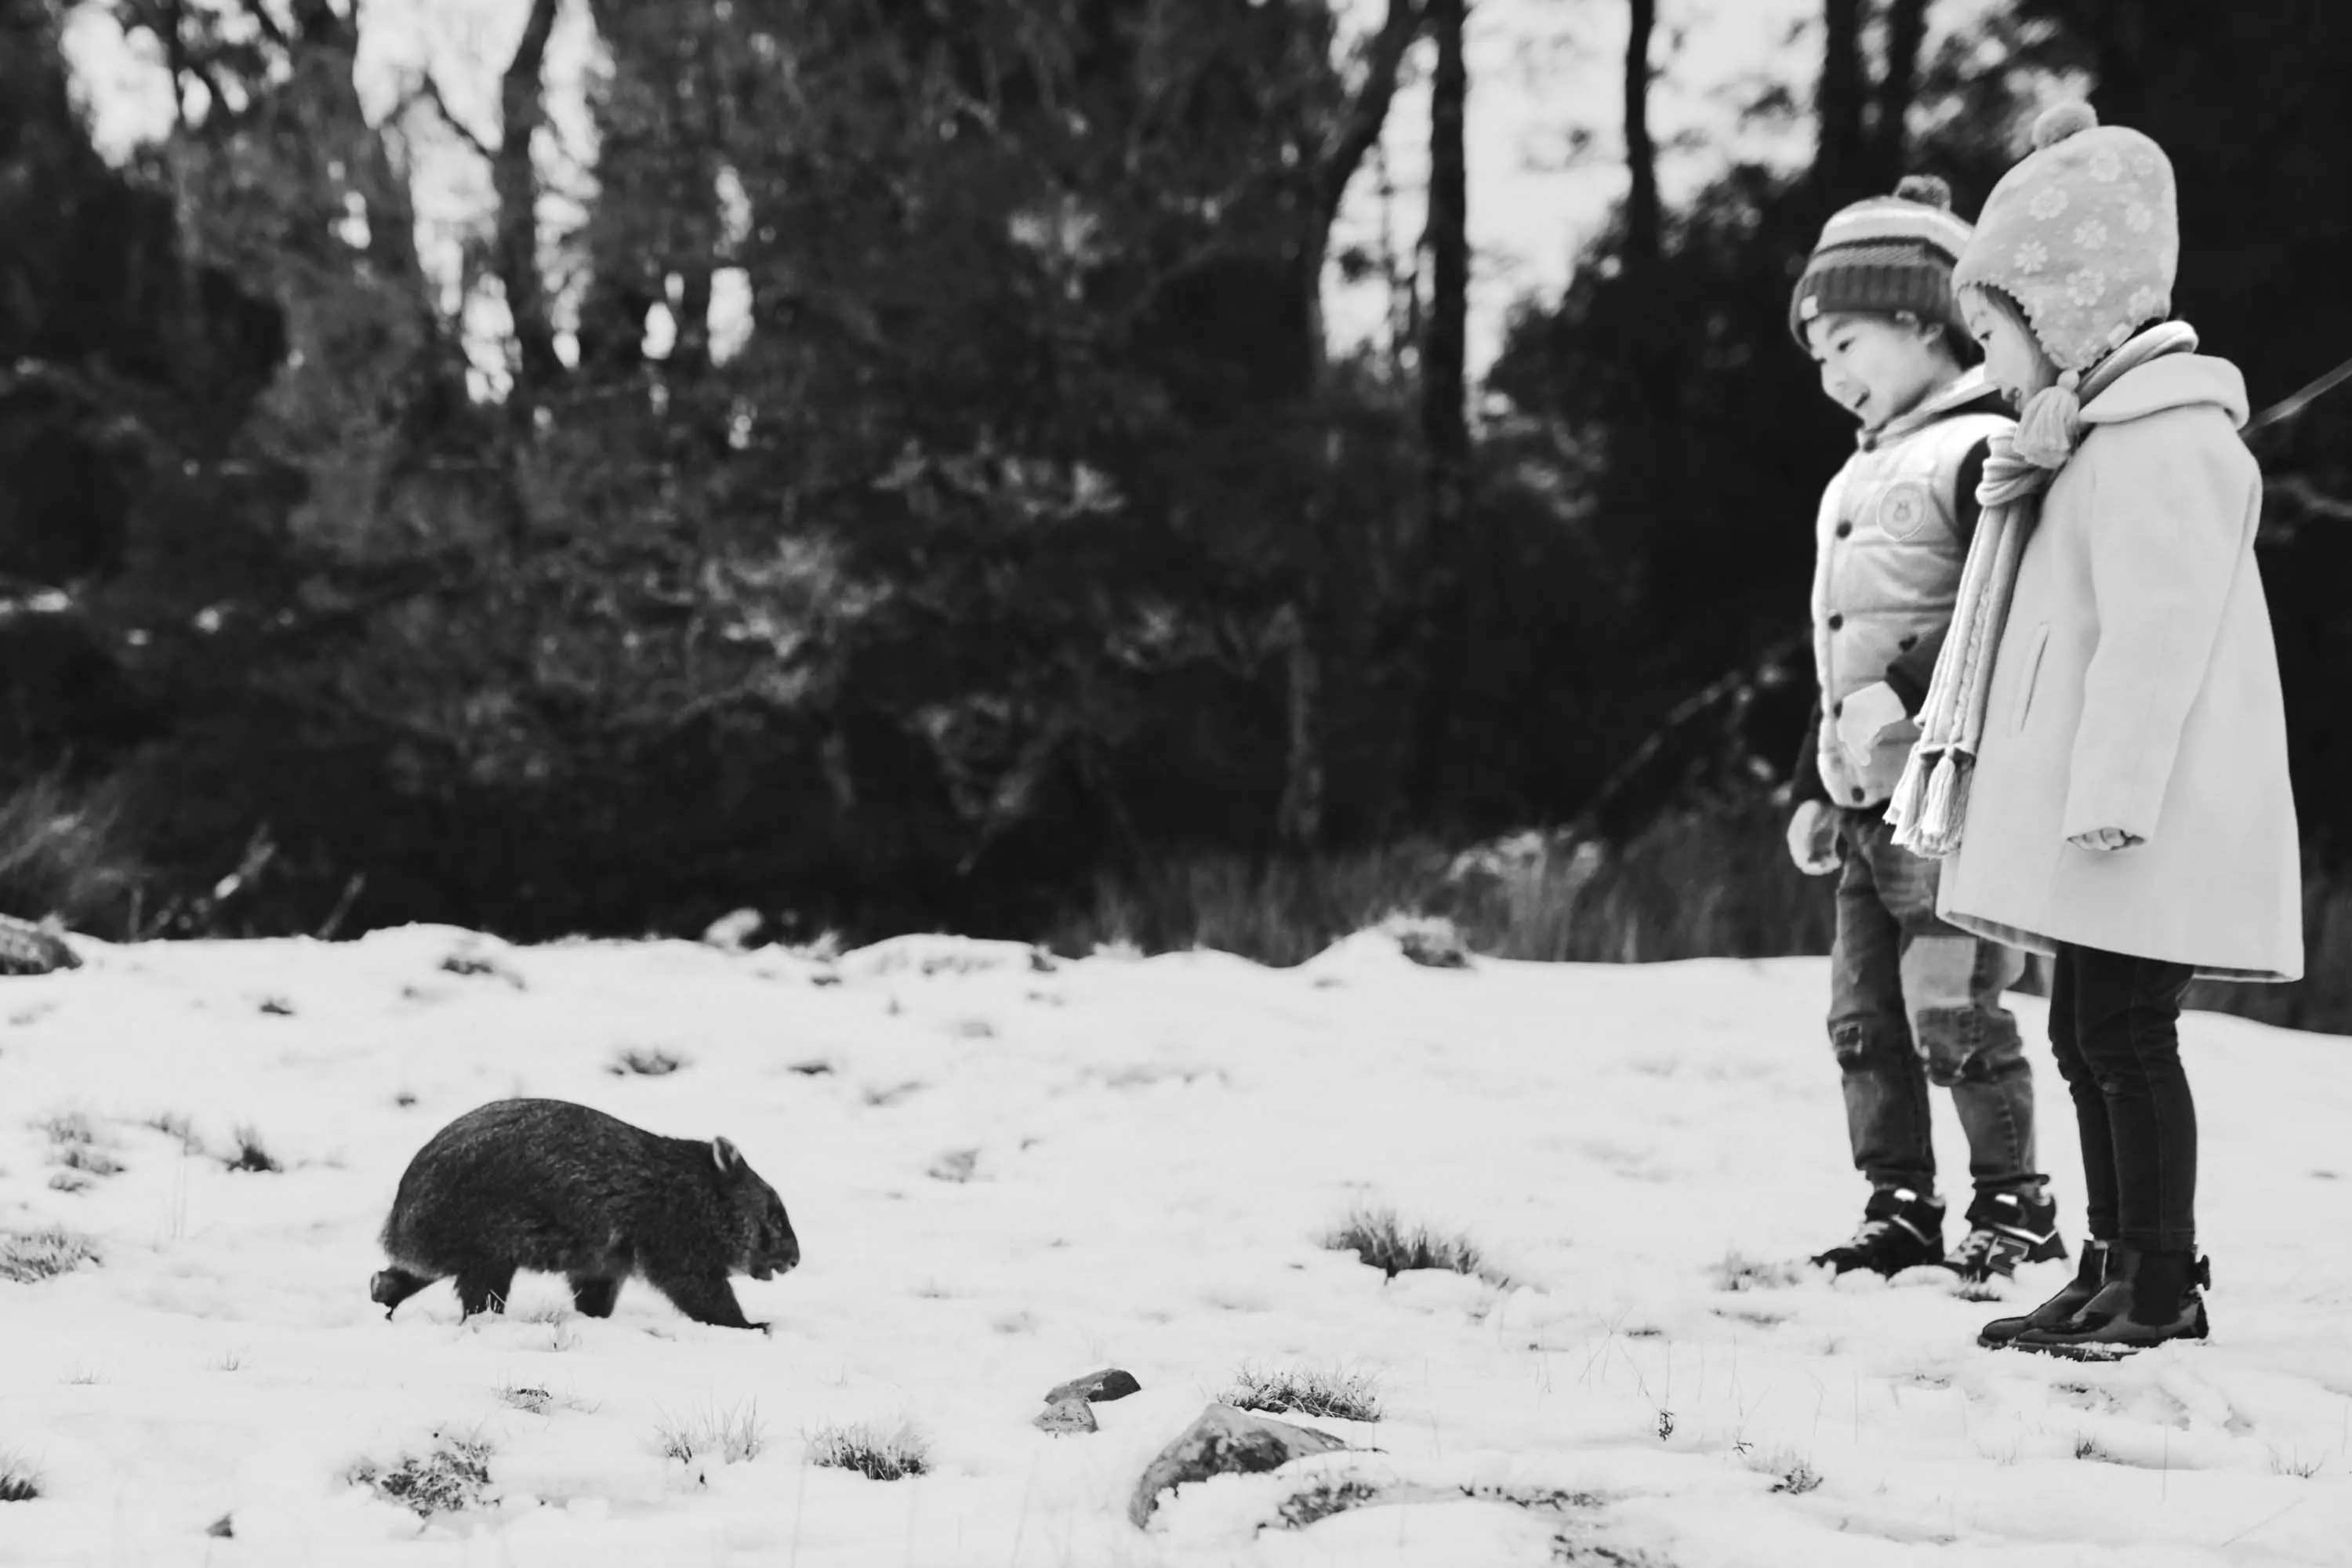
{"left": 2081, "top": 353, "right": 2250, "bottom": 430}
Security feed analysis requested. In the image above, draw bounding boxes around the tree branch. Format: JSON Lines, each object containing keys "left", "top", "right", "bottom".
{"left": 398, "top": 72, "right": 495, "bottom": 161}
{"left": 232, "top": 0, "right": 291, "bottom": 51}
{"left": 1316, "top": 0, "right": 1425, "bottom": 236}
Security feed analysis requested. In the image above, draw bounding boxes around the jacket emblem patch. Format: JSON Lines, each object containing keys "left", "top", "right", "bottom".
{"left": 1875, "top": 478, "right": 1933, "bottom": 540}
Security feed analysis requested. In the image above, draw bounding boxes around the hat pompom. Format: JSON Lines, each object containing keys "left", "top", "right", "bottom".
{"left": 1893, "top": 173, "right": 1953, "bottom": 210}
{"left": 2031, "top": 101, "right": 2099, "bottom": 151}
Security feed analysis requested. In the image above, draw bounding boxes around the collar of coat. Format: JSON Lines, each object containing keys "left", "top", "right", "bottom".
{"left": 1858, "top": 365, "right": 2011, "bottom": 452}
{"left": 2081, "top": 352, "right": 2251, "bottom": 431}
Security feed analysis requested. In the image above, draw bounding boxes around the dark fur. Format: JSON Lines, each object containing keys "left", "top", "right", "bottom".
{"left": 369, "top": 1098, "right": 798, "bottom": 1330}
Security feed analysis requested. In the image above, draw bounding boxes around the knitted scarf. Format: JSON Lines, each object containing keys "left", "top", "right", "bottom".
{"left": 1886, "top": 321, "right": 2201, "bottom": 857}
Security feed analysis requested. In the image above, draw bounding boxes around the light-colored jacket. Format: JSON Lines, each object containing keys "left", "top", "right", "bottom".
{"left": 1809, "top": 371, "right": 2013, "bottom": 805}
{"left": 1936, "top": 354, "right": 2303, "bottom": 982}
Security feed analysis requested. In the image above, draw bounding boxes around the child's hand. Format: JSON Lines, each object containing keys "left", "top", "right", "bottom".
{"left": 1787, "top": 800, "right": 1842, "bottom": 876}
{"left": 2067, "top": 827, "right": 2143, "bottom": 853}
{"left": 1835, "top": 681, "right": 1908, "bottom": 767}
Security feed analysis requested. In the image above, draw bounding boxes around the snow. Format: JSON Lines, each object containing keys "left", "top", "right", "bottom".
{"left": 2, "top": 924, "right": 2349, "bottom": 1566}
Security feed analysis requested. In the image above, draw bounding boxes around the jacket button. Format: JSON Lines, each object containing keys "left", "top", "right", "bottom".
{"left": 1850, "top": 787, "right": 1867, "bottom": 802}
{"left": 1828, "top": 614, "right": 1845, "bottom": 631}
{"left": 1835, "top": 521, "right": 1853, "bottom": 539}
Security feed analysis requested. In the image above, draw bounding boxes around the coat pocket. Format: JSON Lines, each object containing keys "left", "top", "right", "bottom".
{"left": 2010, "top": 622, "right": 2051, "bottom": 735}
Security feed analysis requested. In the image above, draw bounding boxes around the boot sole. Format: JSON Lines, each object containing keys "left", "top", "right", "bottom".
{"left": 2012, "top": 1334, "right": 2204, "bottom": 1362}
{"left": 2011, "top": 1305, "right": 2211, "bottom": 1360}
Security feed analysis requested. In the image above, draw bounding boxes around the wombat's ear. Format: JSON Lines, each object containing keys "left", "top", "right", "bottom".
{"left": 711, "top": 1136, "right": 744, "bottom": 1177}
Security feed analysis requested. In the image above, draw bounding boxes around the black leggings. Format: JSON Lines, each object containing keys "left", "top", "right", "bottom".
{"left": 2046, "top": 943, "right": 2198, "bottom": 1251}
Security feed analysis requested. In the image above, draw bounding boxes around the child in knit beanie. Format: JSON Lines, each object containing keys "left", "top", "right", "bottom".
{"left": 1783, "top": 176, "right": 2059, "bottom": 1287}
{"left": 1898, "top": 103, "right": 2303, "bottom": 1357}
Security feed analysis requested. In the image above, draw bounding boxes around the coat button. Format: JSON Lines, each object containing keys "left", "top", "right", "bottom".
{"left": 1828, "top": 613, "right": 1845, "bottom": 631}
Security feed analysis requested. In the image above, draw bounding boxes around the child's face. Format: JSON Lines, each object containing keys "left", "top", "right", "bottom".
{"left": 1803, "top": 312, "right": 1951, "bottom": 432}
{"left": 1960, "top": 289, "right": 2053, "bottom": 405}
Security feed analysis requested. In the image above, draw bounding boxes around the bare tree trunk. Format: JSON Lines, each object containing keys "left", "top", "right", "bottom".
{"left": 1624, "top": 0, "right": 1661, "bottom": 280}
{"left": 1621, "top": 0, "right": 1672, "bottom": 435}
{"left": 663, "top": 16, "right": 726, "bottom": 382}
{"left": 157, "top": 0, "right": 209, "bottom": 386}
{"left": 1814, "top": 0, "right": 1869, "bottom": 211}
{"left": 1274, "top": 0, "right": 1423, "bottom": 852}
{"left": 1406, "top": 0, "right": 1469, "bottom": 822}
{"left": 495, "top": 0, "right": 564, "bottom": 407}
{"left": 1869, "top": 0, "right": 1929, "bottom": 187}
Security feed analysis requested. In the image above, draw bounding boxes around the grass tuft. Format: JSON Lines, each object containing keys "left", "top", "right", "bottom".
{"left": 1276, "top": 1475, "right": 1384, "bottom": 1528}
{"left": 1224, "top": 1363, "right": 1383, "bottom": 1423}
{"left": 54, "top": 1145, "right": 122, "bottom": 1176}
{"left": 502, "top": 1387, "right": 553, "bottom": 1416}
{"left": 1324, "top": 1207, "right": 1512, "bottom": 1287}
{"left": 2270, "top": 1446, "right": 2325, "bottom": 1479}
{"left": 655, "top": 1401, "right": 766, "bottom": 1466}
{"left": 1711, "top": 1250, "right": 1808, "bottom": 1293}
{"left": 496, "top": 1382, "right": 590, "bottom": 1416}
{"left": 147, "top": 1112, "right": 204, "bottom": 1155}
{"left": 0, "top": 1451, "right": 40, "bottom": 1503}
{"left": 40, "top": 1112, "right": 97, "bottom": 1146}
{"left": 349, "top": 1437, "right": 494, "bottom": 1518}
{"left": 0, "top": 1228, "right": 100, "bottom": 1283}
{"left": 1751, "top": 1446, "right": 1823, "bottom": 1495}
{"left": 806, "top": 1421, "right": 928, "bottom": 1481}
{"left": 223, "top": 1125, "right": 281, "bottom": 1173}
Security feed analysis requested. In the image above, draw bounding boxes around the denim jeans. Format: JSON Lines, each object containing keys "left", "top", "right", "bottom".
{"left": 1828, "top": 810, "right": 2041, "bottom": 1197}
{"left": 2046, "top": 942, "right": 2198, "bottom": 1251}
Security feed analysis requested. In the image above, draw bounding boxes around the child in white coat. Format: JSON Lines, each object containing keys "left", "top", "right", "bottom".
{"left": 1894, "top": 103, "right": 2303, "bottom": 1357}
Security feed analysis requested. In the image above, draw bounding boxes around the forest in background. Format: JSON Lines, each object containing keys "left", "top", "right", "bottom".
{"left": 3, "top": 0, "right": 2349, "bottom": 1023}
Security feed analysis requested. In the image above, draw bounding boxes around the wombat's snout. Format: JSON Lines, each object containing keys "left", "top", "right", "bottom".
{"left": 753, "top": 1236, "right": 801, "bottom": 1281}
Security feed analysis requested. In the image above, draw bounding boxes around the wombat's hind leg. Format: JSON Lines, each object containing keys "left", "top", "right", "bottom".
{"left": 652, "top": 1270, "right": 763, "bottom": 1331}
{"left": 455, "top": 1266, "right": 516, "bottom": 1318}
{"left": 569, "top": 1273, "right": 622, "bottom": 1318}
{"left": 369, "top": 1267, "right": 434, "bottom": 1319}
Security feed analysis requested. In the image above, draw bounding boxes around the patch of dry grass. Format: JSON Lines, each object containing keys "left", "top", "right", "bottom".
{"left": 0, "top": 1228, "right": 99, "bottom": 1283}
{"left": 806, "top": 1421, "right": 927, "bottom": 1481}
{"left": 1325, "top": 1207, "right": 1512, "bottom": 1287}
{"left": 1225, "top": 1363, "right": 1383, "bottom": 1423}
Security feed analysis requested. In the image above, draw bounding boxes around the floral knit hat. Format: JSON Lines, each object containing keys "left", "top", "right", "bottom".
{"left": 1951, "top": 101, "right": 2180, "bottom": 372}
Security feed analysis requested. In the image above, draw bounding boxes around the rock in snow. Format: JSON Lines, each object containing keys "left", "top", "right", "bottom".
{"left": 1031, "top": 1397, "right": 1098, "bottom": 1435}
{"left": 1128, "top": 1403, "right": 1348, "bottom": 1527}
{"left": 1044, "top": 1367, "right": 1142, "bottom": 1405}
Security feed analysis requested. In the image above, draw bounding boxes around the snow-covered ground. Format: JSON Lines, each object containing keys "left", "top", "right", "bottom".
{"left": 2, "top": 925, "right": 2348, "bottom": 1566}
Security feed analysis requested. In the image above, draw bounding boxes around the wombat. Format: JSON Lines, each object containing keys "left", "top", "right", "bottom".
{"left": 368, "top": 1097, "right": 799, "bottom": 1330}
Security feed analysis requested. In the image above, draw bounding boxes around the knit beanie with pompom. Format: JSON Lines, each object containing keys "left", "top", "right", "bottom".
{"left": 1788, "top": 174, "right": 1974, "bottom": 348}
{"left": 1952, "top": 101, "right": 2180, "bottom": 372}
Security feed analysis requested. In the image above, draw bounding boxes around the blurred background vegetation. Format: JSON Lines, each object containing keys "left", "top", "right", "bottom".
{"left": 3, "top": 0, "right": 2347, "bottom": 1028}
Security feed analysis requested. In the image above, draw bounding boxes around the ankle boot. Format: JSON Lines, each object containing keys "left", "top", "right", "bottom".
{"left": 1978, "top": 1238, "right": 2109, "bottom": 1348}
{"left": 2012, "top": 1244, "right": 2210, "bottom": 1359}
